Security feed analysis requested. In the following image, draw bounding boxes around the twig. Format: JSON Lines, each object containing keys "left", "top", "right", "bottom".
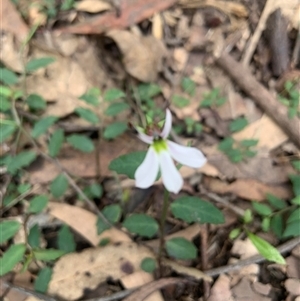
{"left": 292, "top": 30, "right": 300, "bottom": 68}
{"left": 215, "top": 52, "right": 300, "bottom": 148}
{"left": 205, "top": 236, "right": 300, "bottom": 277}
{"left": 83, "top": 288, "right": 136, "bottom": 301}
{"left": 242, "top": 0, "right": 276, "bottom": 66}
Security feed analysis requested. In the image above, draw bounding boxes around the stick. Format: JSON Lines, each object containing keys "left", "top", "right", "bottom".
{"left": 215, "top": 52, "right": 300, "bottom": 148}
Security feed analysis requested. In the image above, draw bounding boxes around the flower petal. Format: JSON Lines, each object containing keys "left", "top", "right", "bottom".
{"left": 135, "top": 147, "right": 159, "bottom": 189}
{"left": 159, "top": 151, "right": 183, "bottom": 194}
{"left": 167, "top": 140, "right": 207, "bottom": 168}
{"left": 137, "top": 129, "right": 153, "bottom": 144}
{"left": 160, "top": 109, "right": 172, "bottom": 139}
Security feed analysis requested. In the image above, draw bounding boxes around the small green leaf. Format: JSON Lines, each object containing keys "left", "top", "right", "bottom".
{"left": 33, "top": 249, "right": 66, "bottom": 261}
{"left": 229, "top": 117, "right": 248, "bottom": 132}
{"left": 291, "top": 195, "right": 300, "bottom": 205}
{"left": 240, "top": 139, "right": 259, "bottom": 148}
{"left": 0, "top": 123, "right": 16, "bottom": 143}
{"left": 28, "top": 195, "right": 49, "bottom": 213}
{"left": 140, "top": 257, "right": 156, "bottom": 273}
{"left": 0, "top": 85, "right": 12, "bottom": 97}
{"left": 137, "top": 84, "right": 161, "bottom": 101}
{"left": 26, "top": 94, "right": 46, "bottom": 110}
{"left": 0, "top": 97, "right": 11, "bottom": 112}
{"left": 103, "top": 122, "right": 127, "bottom": 139}
{"left": 123, "top": 214, "right": 159, "bottom": 238}
{"left": 79, "top": 88, "right": 100, "bottom": 106}
{"left": 181, "top": 77, "right": 196, "bottom": 96}
{"left": 266, "top": 194, "right": 286, "bottom": 210}
{"left": 252, "top": 202, "right": 272, "bottom": 216}
{"left": 50, "top": 174, "right": 68, "bottom": 198}
{"left": 66, "top": 134, "right": 94, "bottom": 152}
{"left": 247, "top": 232, "right": 285, "bottom": 264}
{"left": 262, "top": 217, "right": 270, "bottom": 232}
{"left": 7, "top": 151, "right": 37, "bottom": 174}
{"left": 75, "top": 107, "right": 99, "bottom": 124}
{"left": 96, "top": 204, "right": 122, "bottom": 234}
{"left": 109, "top": 151, "right": 146, "bottom": 179}
{"left": 166, "top": 237, "right": 197, "bottom": 260}
{"left": 104, "top": 88, "right": 125, "bottom": 101}
{"left": 171, "top": 196, "right": 225, "bottom": 224}
{"left": 31, "top": 116, "right": 58, "bottom": 138}
{"left": 57, "top": 225, "right": 76, "bottom": 253}
{"left": 287, "top": 208, "right": 300, "bottom": 224}
{"left": 34, "top": 267, "right": 53, "bottom": 293}
{"left": 17, "top": 183, "right": 31, "bottom": 194}
{"left": 0, "top": 220, "right": 21, "bottom": 243}
{"left": 0, "top": 68, "right": 18, "bottom": 85}
{"left": 200, "top": 98, "right": 213, "bottom": 107}
{"left": 28, "top": 224, "right": 41, "bottom": 248}
{"left": 0, "top": 244, "right": 26, "bottom": 276}
{"left": 172, "top": 95, "right": 190, "bottom": 108}
{"left": 83, "top": 183, "right": 103, "bottom": 199}
{"left": 218, "top": 137, "right": 234, "bottom": 151}
{"left": 48, "top": 129, "right": 64, "bottom": 157}
{"left": 25, "top": 57, "right": 55, "bottom": 72}
{"left": 270, "top": 214, "right": 283, "bottom": 238}
{"left": 105, "top": 102, "right": 130, "bottom": 116}
{"left": 229, "top": 228, "right": 241, "bottom": 240}
{"left": 61, "top": 0, "right": 74, "bottom": 10}
{"left": 283, "top": 221, "right": 300, "bottom": 238}
{"left": 290, "top": 175, "right": 300, "bottom": 196}
{"left": 228, "top": 149, "right": 243, "bottom": 163}
{"left": 243, "top": 209, "right": 253, "bottom": 224}
{"left": 291, "top": 160, "right": 300, "bottom": 171}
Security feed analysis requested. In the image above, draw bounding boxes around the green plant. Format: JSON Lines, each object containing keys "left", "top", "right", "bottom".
{"left": 200, "top": 87, "right": 227, "bottom": 108}
{"left": 278, "top": 81, "right": 300, "bottom": 118}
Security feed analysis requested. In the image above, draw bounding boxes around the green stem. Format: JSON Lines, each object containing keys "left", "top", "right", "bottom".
{"left": 158, "top": 188, "right": 170, "bottom": 276}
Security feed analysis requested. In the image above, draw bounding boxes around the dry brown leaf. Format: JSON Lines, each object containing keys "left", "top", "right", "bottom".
{"left": 231, "top": 238, "right": 258, "bottom": 259}
{"left": 152, "top": 13, "right": 163, "bottom": 40}
{"left": 48, "top": 202, "right": 130, "bottom": 246}
{"left": 106, "top": 30, "right": 167, "bottom": 82}
{"left": 284, "top": 279, "right": 300, "bottom": 296}
{"left": 207, "top": 274, "right": 234, "bottom": 301}
{"left": 48, "top": 242, "right": 155, "bottom": 300}
{"left": 121, "top": 271, "right": 164, "bottom": 301}
{"left": 28, "top": 2, "right": 47, "bottom": 26}
{"left": 204, "top": 177, "right": 292, "bottom": 201}
{"left": 75, "top": 0, "right": 112, "bottom": 13}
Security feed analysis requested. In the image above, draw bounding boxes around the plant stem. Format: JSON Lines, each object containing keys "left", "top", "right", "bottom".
{"left": 158, "top": 188, "right": 170, "bottom": 276}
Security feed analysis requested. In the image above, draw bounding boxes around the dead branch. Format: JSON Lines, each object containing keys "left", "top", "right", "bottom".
{"left": 215, "top": 52, "right": 300, "bottom": 149}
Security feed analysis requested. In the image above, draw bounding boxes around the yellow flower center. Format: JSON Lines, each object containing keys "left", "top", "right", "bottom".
{"left": 152, "top": 138, "right": 167, "bottom": 153}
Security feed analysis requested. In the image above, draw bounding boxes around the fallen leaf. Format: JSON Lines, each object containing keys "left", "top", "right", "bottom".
{"left": 48, "top": 242, "right": 155, "bottom": 300}
{"left": 75, "top": 0, "right": 112, "bottom": 13}
{"left": 106, "top": 30, "right": 167, "bottom": 82}
{"left": 284, "top": 279, "right": 300, "bottom": 296}
{"left": 286, "top": 256, "right": 300, "bottom": 279}
{"left": 231, "top": 238, "right": 258, "bottom": 259}
{"left": 152, "top": 13, "right": 163, "bottom": 40}
{"left": 252, "top": 282, "right": 272, "bottom": 296}
{"left": 48, "top": 202, "right": 130, "bottom": 246}
{"left": 207, "top": 274, "right": 234, "bottom": 301}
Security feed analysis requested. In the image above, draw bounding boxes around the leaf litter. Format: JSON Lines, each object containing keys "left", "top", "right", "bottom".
{"left": 1, "top": 0, "right": 300, "bottom": 300}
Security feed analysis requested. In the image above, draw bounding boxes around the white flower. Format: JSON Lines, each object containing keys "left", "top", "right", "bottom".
{"left": 134, "top": 109, "right": 207, "bottom": 193}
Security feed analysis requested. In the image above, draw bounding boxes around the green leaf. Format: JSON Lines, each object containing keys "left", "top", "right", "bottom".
{"left": 287, "top": 208, "right": 300, "bottom": 224}
{"left": 218, "top": 137, "right": 234, "bottom": 151}
{"left": 17, "top": 183, "right": 31, "bottom": 194}
{"left": 0, "top": 244, "right": 26, "bottom": 276}
{"left": 0, "top": 220, "right": 21, "bottom": 243}
{"left": 0, "top": 123, "right": 16, "bottom": 143}
{"left": 109, "top": 151, "right": 147, "bottom": 179}
{"left": 181, "top": 77, "right": 196, "bottom": 96}
{"left": 103, "top": 122, "right": 127, "bottom": 140}
{"left": 283, "top": 221, "right": 300, "bottom": 238}
{"left": 229, "top": 117, "right": 248, "bottom": 132}
{"left": 243, "top": 209, "right": 253, "bottom": 224}
{"left": 172, "top": 95, "right": 190, "bottom": 108}
{"left": 229, "top": 228, "right": 241, "bottom": 240}
{"left": 171, "top": 196, "right": 225, "bottom": 224}
{"left": 79, "top": 88, "right": 100, "bottom": 106}
{"left": 0, "top": 68, "right": 18, "bottom": 85}
{"left": 28, "top": 195, "right": 49, "bottom": 213}
{"left": 28, "top": 224, "right": 40, "bottom": 248}
{"left": 200, "top": 98, "right": 213, "bottom": 107}
{"left": 26, "top": 94, "right": 46, "bottom": 110}
{"left": 291, "top": 195, "right": 300, "bottom": 205}
{"left": 61, "top": 0, "right": 74, "bottom": 10}
{"left": 123, "top": 214, "right": 159, "bottom": 238}
{"left": 290, "top": 175, "right": 300, "bottom": 196}
{"left": 240, "top": 139, "right": 259, "bottom": 148}
{"left": 262, "top": 217, "right": 270, "bottom": 232}
{"left": 33, "top": 249, "right": 66, "bottom": 261}
{"left": 50, "top": 174, "right": 68, "bottom": 198}
{"left": 266, "top": 193, "right": 286, "bottom": 210}
{"left": 0, "top": 97, "right": 11, "bottom": 112}
{"left": 57, "top": 225, "right": 76, "bottom": 253}
{"left": 104, "top": 88, "right": 125, "bottom": 102}
{"left": 0, "top": 85, "right": 13, "bottom": 97}
{"left": 48, "top": 129, "right": 64, "bottom": 157}
{"left": 96, "top": 204, "right": 122, "bottom": 234}
{"left": 105, "top": 102, "right": 130, "bottom": 116}
{"left": 291, "top": 160, "right": 300, "bottom": 171}
{"left": 270, "top": 214, "right": 283, "bottom": 238}
{"left": 34, "top": 267, "right": 53, "bottom": 293}
{"left": 252, "top": 202, "right": 272, "bottom": 216}
{"left": 166, "top": 237, "right": 197, "bottom": 260}
{"left": 75, "top": 107, "right": 99, "bottom": 124}
{"left": 247, "top": 232, "right": 285, "bottom": 264}
{"left": 140, "top": 257, "right": 156, "bottom": 273}
{"left": 228, "top": 148, "right": 243, "bottom": 163}
{"left": 31, "top": 116, "right": 58, "bottom": 138}
{"left": 137, "top": 83, "right": 161, "bottom": 101}
{"left": 25, "top": 57, "right": 55, "bottom": 72}
{"left": 7, "top": 151, "right": 37, "bottom": 174}
{"left": 66, "top": 134, "right": 94, "bottom": 152}
{"left": 83, "top": 183, "right": 103, "bottom": 199}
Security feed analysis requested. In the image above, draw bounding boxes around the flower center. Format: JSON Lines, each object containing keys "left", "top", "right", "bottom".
{"left": 152, "top": 138, "right": 167, "bottom": 153}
